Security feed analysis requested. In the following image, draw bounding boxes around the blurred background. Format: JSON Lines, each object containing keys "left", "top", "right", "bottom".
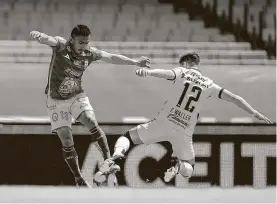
{"left": 0, "top": 0, "right": 275, "bottom": 201}
{"left": 0, "top": 0, "right": 275, "bottom": 123}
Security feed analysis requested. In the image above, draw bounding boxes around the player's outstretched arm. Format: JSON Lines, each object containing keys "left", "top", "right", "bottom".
{"left": 220, "top": 89, "right": 273, "bottom": 124}
{"left": 30, "top": 31, "right": 58, "bottom": 47}
{"left": 100, "top": 51, "right": 150, "bottom": 68}
{"left": 136, "top": 68, "right": 176, "bottom": 80}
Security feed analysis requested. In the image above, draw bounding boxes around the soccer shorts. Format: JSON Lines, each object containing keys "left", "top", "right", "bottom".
{"left": 136, "top": 119, "right": 195, "bottom": 164}
{"left": 46, "top": 92, "right": 94, "bottom": 133}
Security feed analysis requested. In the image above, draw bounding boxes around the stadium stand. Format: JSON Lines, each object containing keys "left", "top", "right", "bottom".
{"left": 0, "top": 0, "right": 275, "bottom": 64}
{"left": 174, "top": 0, "right": 276, "bottom": 59}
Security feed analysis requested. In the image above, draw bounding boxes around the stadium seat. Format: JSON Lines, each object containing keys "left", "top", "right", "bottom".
{"left": 0, "top": 0, "right": 274, "bottom": 64}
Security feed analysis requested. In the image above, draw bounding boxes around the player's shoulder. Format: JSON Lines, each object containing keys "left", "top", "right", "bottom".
{"left": 172, "top": 66, "right": 187, "bottom": 75}
{"left": 84, "top": 46, "right": 100, "bottom": 55}
{"left": 84, "top": 46, "right": 102, "bottom": 60}
{"left": 172, "top": 66, "right": 186, "bottom": 71}
{"left": 52, "top": 36, "right": 67, "bottom": 51}
{"left": 191, "top": 69, "right": 214, "bottom": 88}
{"left": 87, "top": 46, "right": 100, "bottom": 52}
{"left": 54, "top": 36, "right": 67, "bottom": 44}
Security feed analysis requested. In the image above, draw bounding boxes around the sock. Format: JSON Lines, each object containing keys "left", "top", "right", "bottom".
{"left": 90, "top": 127, "right": 111, "bottom": 160}
{"left": 62, "top": 146, "right": 82, "bottom": 180}
{"left": 113, "top": 136, "right": 130, "bottom": 157}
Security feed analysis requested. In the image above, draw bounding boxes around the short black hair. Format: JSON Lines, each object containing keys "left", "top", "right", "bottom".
{"left": 179, "top": 52, "right": 200, "bottom": 65}
{"left": 71, "top": 24, "right": 91, "bottom": 38}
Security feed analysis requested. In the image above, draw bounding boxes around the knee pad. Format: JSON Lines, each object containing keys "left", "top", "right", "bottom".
{"left": 179, "top": 162, "right": 194, "bottom": 178}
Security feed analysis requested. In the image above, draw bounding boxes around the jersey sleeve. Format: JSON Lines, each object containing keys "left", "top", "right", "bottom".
{"left": 209, "top": 83, "right": 225, "bottom": 99}
{"left": 167, "top": 67, "right": 184, "bottom": 82}
{"left": 88, "top": 47, "right": 103, "bottom": 62}
{"left": 53, "top": 36, "right": 66, "bottom": 52}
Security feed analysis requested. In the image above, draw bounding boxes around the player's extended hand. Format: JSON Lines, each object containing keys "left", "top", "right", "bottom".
{"left": 136, "top": 68, "right": 150, "bottom": 77}
{"left": 136, "top": 56, "right": 151, "bottom": 68}
{"left": 30, "top": 31, "right": 42, "bottom": 40}
{"left": 253, "top": 111, "right": 273, "bottom": 124}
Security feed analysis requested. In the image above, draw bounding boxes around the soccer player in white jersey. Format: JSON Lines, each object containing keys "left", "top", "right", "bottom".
{"left": 94, "top": 52, "right": 273, "bottom": 184}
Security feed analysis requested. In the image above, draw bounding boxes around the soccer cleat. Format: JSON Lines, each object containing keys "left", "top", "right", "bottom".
{"left": 111, "top": 152, "right": 125, "bottom": 161}
{"left": 93, "top": 171, "right": 107, "bottom": 184}
{"left": 75, "top": 177, "right": 92, "bottom": 188}
{"left": 93, "top": 157, "right": 121, "bottom": 185}
{"left": 99, "top": 159, "right": 121, "bottom": 174}
{"left": 107, "top": 173, "right": 119, "bottom": 187}
{"left": 164, "top": 162, "right": 180, "bottom": 183}
{"left": 93, "top": 172, "right": 119, "bottom": 187}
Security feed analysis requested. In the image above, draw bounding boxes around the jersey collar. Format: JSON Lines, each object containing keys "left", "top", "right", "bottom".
{"left": 190, "top": 67, "right": 201, "bottom": 73}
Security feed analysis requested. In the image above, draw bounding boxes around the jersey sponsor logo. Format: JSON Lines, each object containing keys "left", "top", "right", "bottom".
{"left": 47, "top": 104, "right": 56, "bottom": 110}
{"left": 80, "top": 103, "right": 89, "bottom": 110}
{"left": 184, "top": 76, "right": 209, "bottom": 88}
{"left": 58, "top": 77, "right": 80, "bottom": 97}
{"left": 52, "top": 112, "right": 59, "bottom": 122}
{"left": 66, "top": 46, "right": 71, "bottom": 52}
{"left": 169, "top": 108, "right": 192, "bottom": 121}
{"left": 73, "top": 59, "right": 89, "bottom": 69}
{"left": 65, "top": 68, "right": 82, "bottom": 77}
{"left": 77, "top": 97, "right": 86, "bottom": 102}
{"left": 63, "top": 54, "right": 70, "bottom": 60}
{"left": 167, "top": 113, "right": 190, "bottom": 130}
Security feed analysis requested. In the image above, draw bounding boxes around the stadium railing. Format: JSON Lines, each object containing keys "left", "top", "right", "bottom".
{"left": 0, "top": 40, "right": 275, "bottom": 65}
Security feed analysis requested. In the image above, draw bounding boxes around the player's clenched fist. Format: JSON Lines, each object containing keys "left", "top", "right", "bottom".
{"left": 30, "top": 31, "right": 42, "bottom": 39}
{"left": 136, "top": 68, "right": 150, "bottom": 77}
{"left": 136, "top": 56, "right": 151, "bottom": 68}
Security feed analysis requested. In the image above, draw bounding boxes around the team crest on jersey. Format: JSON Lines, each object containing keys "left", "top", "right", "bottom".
{"left": 59, "top": 77, "right": 80, "bottom": 97}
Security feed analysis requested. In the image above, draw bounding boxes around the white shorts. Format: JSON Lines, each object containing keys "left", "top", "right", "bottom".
{"left": 46, "top": 92, "right": 94, "bottom": 133}
{"left": 136, "top": 119, "right": 195, "bottom": 163}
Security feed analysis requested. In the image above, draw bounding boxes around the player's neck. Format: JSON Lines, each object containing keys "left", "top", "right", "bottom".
{"left": 189, "top": 66, "right": 200, "bottom": 72}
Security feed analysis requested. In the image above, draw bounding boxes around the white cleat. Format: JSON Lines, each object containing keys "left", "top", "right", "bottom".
{"left": 164, "top": 164, "right": 180, "bottom": 183}
{"left": 111, "top": 152, "right": 125, "bottom": 161}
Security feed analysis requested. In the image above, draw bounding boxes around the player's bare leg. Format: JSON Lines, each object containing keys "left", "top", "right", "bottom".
{"left": 56, "top": 127, "right": 91, "bottom": 188}
{"left": 164, "top": 159, "right": 194, "bottom": 182}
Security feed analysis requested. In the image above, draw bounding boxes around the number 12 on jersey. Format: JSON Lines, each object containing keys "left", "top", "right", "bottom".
{"left": 177, "top": 82, "right": 202, "bottom": 113}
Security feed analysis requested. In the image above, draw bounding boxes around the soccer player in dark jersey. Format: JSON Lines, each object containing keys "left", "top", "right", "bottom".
{"left": 30, "top": 24, "right": 150, "bottom": 188}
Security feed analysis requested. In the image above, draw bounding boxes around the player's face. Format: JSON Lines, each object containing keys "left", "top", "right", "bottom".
{"left": 71, "top": 35, "right": 90, "bottom": 55}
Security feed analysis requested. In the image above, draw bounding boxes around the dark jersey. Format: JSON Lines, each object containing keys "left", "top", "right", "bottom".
{"left": 45, "top": 36, "right": 102, "bottom": 100}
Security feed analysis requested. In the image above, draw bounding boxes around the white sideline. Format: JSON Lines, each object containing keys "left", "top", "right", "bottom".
{"left": 0, "top": 186, "right": 275, "bottom": 203}
{"left": 0, "top": 116, "right": 260, "bottom": 123}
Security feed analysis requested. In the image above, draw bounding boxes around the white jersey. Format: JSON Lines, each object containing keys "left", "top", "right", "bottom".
{"left": 155, "top": 67, "right": 223, "bottom": 136}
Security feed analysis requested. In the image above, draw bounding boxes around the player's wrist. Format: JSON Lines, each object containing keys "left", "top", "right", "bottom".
{"left": 39, "top": 33, "right": 48, "bottom": 40}
{"left": 146, "top": 70, "right": 152, "bottom": 76}
{"left": 134, "top": 60, "right": 139, "bottom": 66}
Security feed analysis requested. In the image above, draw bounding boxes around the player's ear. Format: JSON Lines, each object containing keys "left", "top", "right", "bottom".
{"left": 69, "top": 36, "right": 73, "bottom": 43}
